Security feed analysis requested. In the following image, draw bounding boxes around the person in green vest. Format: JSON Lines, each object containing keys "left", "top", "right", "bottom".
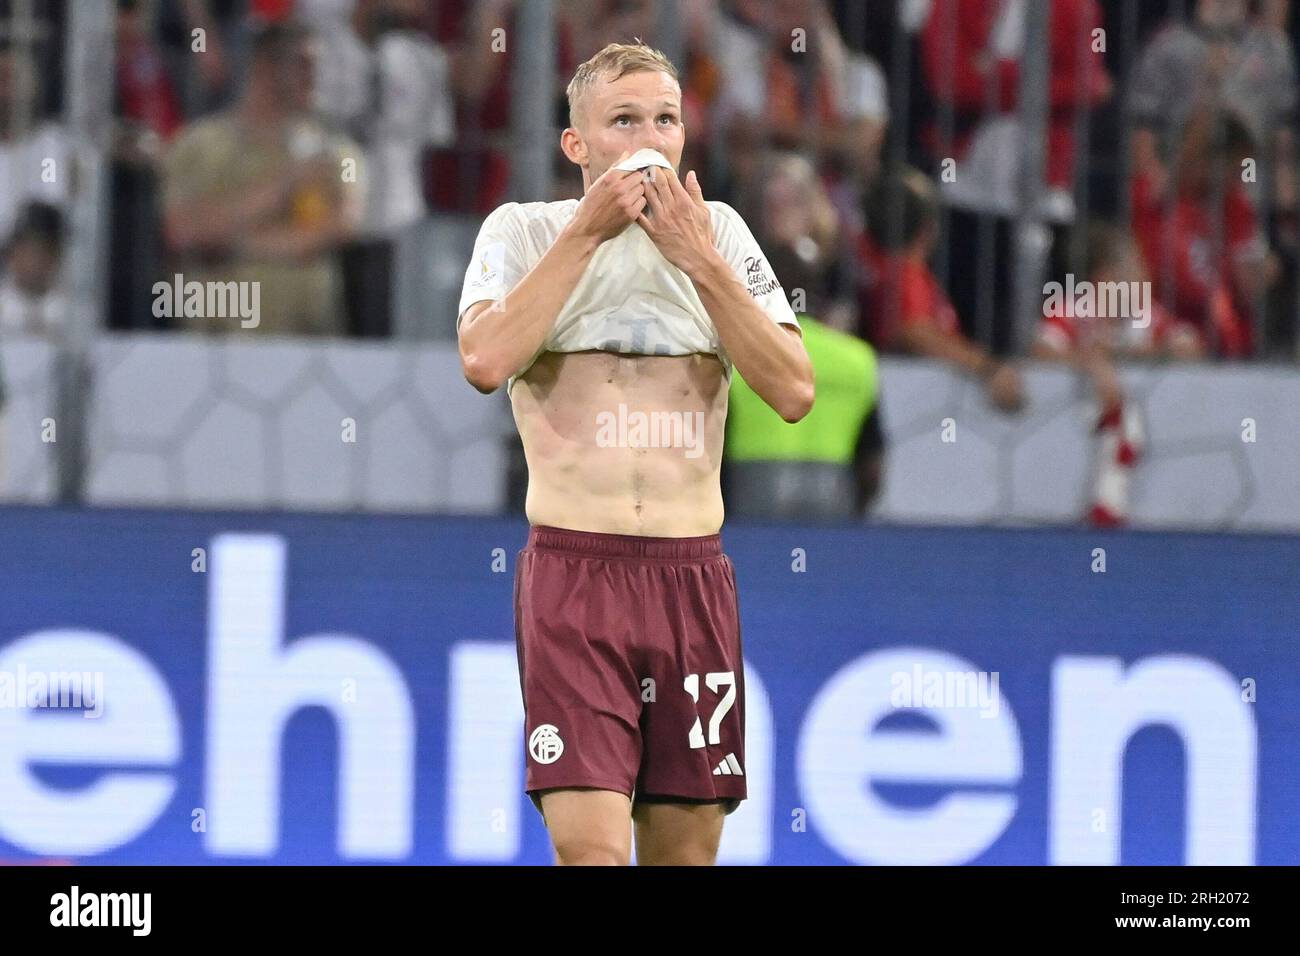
{"left": 726, "top": 312, "right": 882, "bottom": 519}
{"left": 723, "top": 152, "right": 884, "bottom": 521}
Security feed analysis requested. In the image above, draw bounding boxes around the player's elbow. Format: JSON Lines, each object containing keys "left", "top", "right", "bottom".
{"left": 460, "top": 349, "right": 505, "bottom": 394}
{"left": 777, "top": 380, "right": 815, "bottom": 424}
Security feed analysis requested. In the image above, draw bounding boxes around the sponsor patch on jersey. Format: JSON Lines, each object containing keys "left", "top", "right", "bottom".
{"left": 467, "top": 241, "right": 505, "bottom": 290}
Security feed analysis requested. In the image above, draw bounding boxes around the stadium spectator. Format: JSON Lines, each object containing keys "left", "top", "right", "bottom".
{"left": 713, "top": 0, "right": 888, "bottom": 201}
{"left": 726, "top": 153, "right": 884, "bottom": 520}
{"left": 110, "top": 0, "right": 185, "bottom": 331}
{"left": 1035, "top": 224, "right": 1205, "bottom": 363}
{"left": 860, "top": 166, "right": 1025, "bottom": 413}
{"left": 919, "top": 0, "right": 1111, "bottom": 351}
{"left": 427, "top": 0, "right": 581, "bottom": 216}
{"left": 297, "top": 0, "right": 362, "bottom": 23}
{"left": 1127, "top": 0, "right": 1298, "bottom": 357}
{"left": 309, "top": 0, "right": 456, "bottom": 336}
{"left": 0, "top": 202, "right": 66, "bottom": 339}
{"left": 116, "top": 0, "right": 184, "bottom": 146}
{"left": 1032, "top": 223, "right": 1202, "bottom": 526}
{"left": 1130, "top": 109, "right": 1277, "bottom": 357}
{"left": 250, "top": 0, "right": 298, "bottom": 22}
{"left": 161, "top": 20, "right": 363, "bottom": 336}
{"left": 151, "top": 0, "right": 237, "bottom": 115}
{"left": 1128, "top": 0, "right": 1296, "bottom": 213}
{"left": 847, "top": 0, "right": 938, "bottom": 173}
{"left": 734, "top": 151, "right": 842, "bottom": 308}
{"left": 726, "top": 312, "right": 882, "bottom": 520}
{"left": 0, "top": 40, "right": 69, "bottom": 247}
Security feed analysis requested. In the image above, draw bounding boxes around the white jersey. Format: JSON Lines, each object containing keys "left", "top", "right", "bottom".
{"left": 456, "top": 198, "right": 801, "bottom": 391}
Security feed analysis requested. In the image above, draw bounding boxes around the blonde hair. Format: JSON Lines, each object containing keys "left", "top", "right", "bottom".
{"left": 566, "top": 41, "right": 680, "bottom": 128}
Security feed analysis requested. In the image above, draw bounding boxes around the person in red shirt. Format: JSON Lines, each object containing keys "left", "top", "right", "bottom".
{"left": 1036, "top": 226, "right": 1205, "bottom": 363}
{"left": 919, "top": 0, "right": 1111, "bottom": 352}
{"left": 250, "top": 0, "right": 297, "bottom": 23}
{"left": 108, "top": 0, "right": 186, "bottom": 332}
{"left": 1131, "top": 109, "right": 1279, "bottom": 357}
{"left": 1033, "top": 224, "right": 1202, "bottom": 526}
{"left": 427, "top": 0, "right": 592, "bottom": 216}
{"left": 920, "top": 0, "right": 1111, "bottom": 197}
{"left": 859, "top": 166, "right": 1025, "bottom": 413}
{"left": 116, "top": 0, "right": 183, "bottom": 149}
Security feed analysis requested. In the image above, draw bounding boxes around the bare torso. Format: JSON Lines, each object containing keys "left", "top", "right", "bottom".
{"left": 510, "top": 350, "right": 729, "bottom": 536}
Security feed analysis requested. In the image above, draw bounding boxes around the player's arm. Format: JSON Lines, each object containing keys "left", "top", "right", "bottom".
{"left": 458, "top": 227, "right": 601, "bottom": 394}
{"left": 458, "top": 157, "right": 646, "bottom": 394}
{"left": 692, "top": 272, "right": 813, "bottom": 424}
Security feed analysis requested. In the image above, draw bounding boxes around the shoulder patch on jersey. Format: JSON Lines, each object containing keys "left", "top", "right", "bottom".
{"left": 467, "top": 241, "right": 506, "bottom": 290}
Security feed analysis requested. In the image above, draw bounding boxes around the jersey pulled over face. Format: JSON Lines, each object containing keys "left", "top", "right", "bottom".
{"left": 456, "top": 199, "right": 802, "bottom": 390}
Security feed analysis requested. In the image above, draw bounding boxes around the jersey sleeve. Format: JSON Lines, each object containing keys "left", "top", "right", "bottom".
{"left": 710, "top": 202, "right": 802, "bottom": 332}
{"left": 456, "top": 202, "right": 530, "bottom": 328}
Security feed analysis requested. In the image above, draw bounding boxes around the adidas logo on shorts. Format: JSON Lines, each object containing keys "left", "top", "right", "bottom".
{"left": 712, "top": 753, "right": 744, "bottom": 776}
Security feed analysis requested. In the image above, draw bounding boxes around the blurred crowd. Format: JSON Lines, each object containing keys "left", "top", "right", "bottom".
{"left": 1, "top": 0, "right": 1297, "bottom": 523}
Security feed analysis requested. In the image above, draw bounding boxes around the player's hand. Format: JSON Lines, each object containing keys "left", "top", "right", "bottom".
{"left": 569, "top": 150, "right": 648, "bottom": 243}
{"left": 638, "top": 166, "right": 716, "bottom": 276}
{"left": 986, "top": 362, "right": 1025, "bottom": 413}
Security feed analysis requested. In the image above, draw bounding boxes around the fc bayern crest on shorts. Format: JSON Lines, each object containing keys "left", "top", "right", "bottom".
{"left": 529, "top": 724, "right": 564, "bottom": 764}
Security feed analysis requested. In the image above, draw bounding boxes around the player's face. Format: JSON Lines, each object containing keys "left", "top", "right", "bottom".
{"left": 580, "top": 69, "right": 685, "bottom": 181}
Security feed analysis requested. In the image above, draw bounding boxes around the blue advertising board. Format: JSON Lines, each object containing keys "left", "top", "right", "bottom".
{"left": 0, "top": 506, "right": 1296, "bottom": 865}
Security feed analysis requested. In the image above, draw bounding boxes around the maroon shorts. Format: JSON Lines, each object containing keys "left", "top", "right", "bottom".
{"left": 514, "top": 525, "right": 746, "bottom": 817}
